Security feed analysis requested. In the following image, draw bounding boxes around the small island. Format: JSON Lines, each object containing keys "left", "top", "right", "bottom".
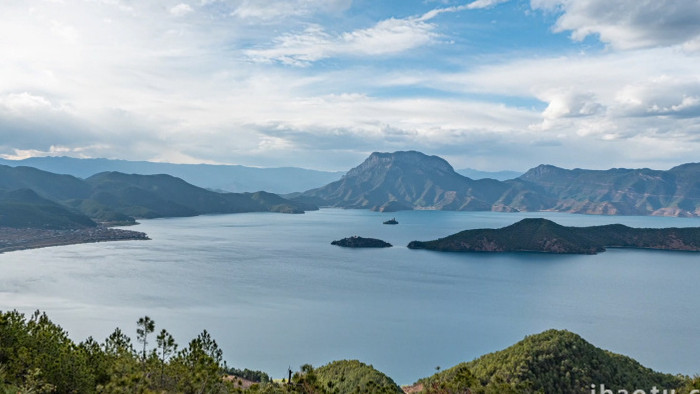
{"left": 383, "top": 218, "right": 398, "bottom": 225}
{"left": 407, "top": 218, "right": 700, "bottom": 254}
{"left": 331, "top": 236, "right": 392, "bottom": 248}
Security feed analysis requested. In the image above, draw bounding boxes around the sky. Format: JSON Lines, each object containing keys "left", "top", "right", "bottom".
{"left": 1, "top": 0, "right": 699, "bottom": 172}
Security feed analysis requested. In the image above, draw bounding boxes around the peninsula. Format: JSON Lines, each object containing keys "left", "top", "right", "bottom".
{"left": 0, "top": 226, "right": 149, "bottom": 254}
{"left": 0, "top": 164, "right": 316, "bottom": 253}
{"left": 331, "top": 236, "right": 392, "bottom": 248}
{"left": 407, "top": 218, "right": 700, "bottom": 254}
{"left": 0, "top": 188, "right": 149, "bottom": 253}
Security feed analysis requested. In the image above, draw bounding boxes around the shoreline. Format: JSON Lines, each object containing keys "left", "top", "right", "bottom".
{"left": 0, "top": 226, "right": 150, "bottom": 254}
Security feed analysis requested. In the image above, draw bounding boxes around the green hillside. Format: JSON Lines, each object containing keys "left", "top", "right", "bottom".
{"left": 0, "top": 189, "right": 96, "bottom": 229}
{"left": 64, "top": 199, "right": 137, "bottom": 226}
{"left": 315, "top": 360, "right": 403, "bottom": 393}
{"left": 414, "top": 330, "right": 685, "bottom": 394}
{"left": 0, "top": 165, "right": 91, "bottom": 201}
{"left": 0, "top": 165, "right": 316, "bottom": 227}
{"left": 85, "top": 172, "right": 312, "bottom": 217}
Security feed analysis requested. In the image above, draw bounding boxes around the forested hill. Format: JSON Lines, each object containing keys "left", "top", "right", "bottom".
{"left": 407, "top": 218, "right": 700, "bottom": 254}
{"left": 2, "top": 310, "right": 699, "bottom": 393}
{"left": 0, "top": 164, "right": 316, "bottom": 227}
{"left": 0, "top": 189, "right": 96, "bottom": 229}
{"left": 295, "top": 151, "right": 700, "bottom": 217}
{"left": 412, "top": 329, "right": 686, "bottom": 394}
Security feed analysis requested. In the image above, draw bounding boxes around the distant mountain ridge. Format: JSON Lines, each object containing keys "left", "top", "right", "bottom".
{"left": 3, "top": 151, "right": 699, "bottom": 224}
{"left": 456, "top": 168, "right": 522, "bottom": 180}
{"left": 520, "top": 163, "right": 700, "bottom": 216}
{"left": 0, "top": 156, "right": 343, "bottom": 194}
{"left": 0, "top": 164, "right": 315, "bottom": 228}
{"left": 296, "top": 151, "right": 700, "bottom": 217}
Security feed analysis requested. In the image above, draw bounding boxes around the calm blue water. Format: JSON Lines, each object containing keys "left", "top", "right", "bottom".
{"left": 1, "top": 209, "right": 700, "bottom": 384}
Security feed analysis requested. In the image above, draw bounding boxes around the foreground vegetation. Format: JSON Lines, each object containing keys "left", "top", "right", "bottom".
{"left": 0, "top": 310, "right": 399, "bottom": 393}
{"left": 2, "top": 310, "right": 700, "bottom": 393}
{"left": 414, "top": 330, "right": 699, "bottom": 394}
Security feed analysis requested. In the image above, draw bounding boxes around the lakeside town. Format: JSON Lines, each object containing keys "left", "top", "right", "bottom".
{"left": 0, "top": 226, "right": 149, "bottom": 254}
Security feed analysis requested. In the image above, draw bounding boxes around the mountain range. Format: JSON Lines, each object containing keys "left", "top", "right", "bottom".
{"left": 0, "top": 156, "right": 343, "bottom": 194}
{"left": 0, "top": 156, "right": 521, "bottom": 193}
{"left": 296, "top": 151, "right": 700, "bottom": 217}
{"left": 0, "top": 164, "right": 314, "bottom": 228}
{"left": 3, "top": 150, "right": 699, "bottom": 229}
{"left": 456, "top": 167, "right": 522, "bottom": 181}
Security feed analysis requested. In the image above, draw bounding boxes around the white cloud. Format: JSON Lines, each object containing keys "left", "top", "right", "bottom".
{"left": 245, "top": 0, "right": 515, "bottom": 66}
{"left": 1, "top": 0, "right": 699, "bottom": 171}
{"left": 1, "top": 146, "right": 79, "bottom": 160}
{"left": 0, "top": 93, "right": 58, "bottom": 114}
{"left": 683, "top": 36, "right": 700, "bottom": 52}
{"left": 615, "top": 76, "right": 700, "bottom": 118}
{"left": 420, "top": 0, "right": 508, "bottom": 18}
{"left": 367, "top": 45, "right": 700, "bottom": 165}
{"left": 231, "top": 0, "right": 351, "bottom": 21}
{"left": 541, "top": 90, "right": 604, "bottom": 120}
{"left": 244, "top": 25, "right": 332, "bottom": 66}
{"left": 467, "top": 0, "right": 510, "bottom": 10}
{"left": 245, "top": 17, "right": 438, "bottom": 66}
{"left": 531, "top": 0, "right": 700, "bottom": 49}
{"left": 342, "top": 17, "right": 437, "bottom": 55}
{"left": 50, "top": 19, "right": 80, "bottom": 43}
{"left": 170, "top": 3, "right": 193, "bottom": 17}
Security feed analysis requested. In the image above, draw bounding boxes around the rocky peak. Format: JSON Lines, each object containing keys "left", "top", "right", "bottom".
{"left": 345, "top": 151, "right": 457, "bottom": 178}
{"left": 519, "top": 164, "right": 568, "bottom": 181}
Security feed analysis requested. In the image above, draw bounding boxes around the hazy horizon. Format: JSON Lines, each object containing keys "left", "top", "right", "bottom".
{"left": 0, "top": 151, "right": 697, "bottom": 174}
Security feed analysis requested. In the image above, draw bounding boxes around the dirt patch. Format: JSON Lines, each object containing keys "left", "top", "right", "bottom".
{"left": 223, "top": 375, "right": 258, "bottom": 389}
{"left": 402, "top": 382, "right": 424, "bottom": 393}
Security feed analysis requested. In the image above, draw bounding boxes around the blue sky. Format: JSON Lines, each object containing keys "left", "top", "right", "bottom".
{"left": 1, "top": 0, "right": 699, "bottom": 171}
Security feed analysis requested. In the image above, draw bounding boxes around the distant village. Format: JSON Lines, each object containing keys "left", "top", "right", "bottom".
{"left": 0, "top": 226, "right": 148, "bottom": 254}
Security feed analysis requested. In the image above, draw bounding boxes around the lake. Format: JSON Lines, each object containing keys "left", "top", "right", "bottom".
{"left": 1, "top": 209, "right": 700, "bottom": 384}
